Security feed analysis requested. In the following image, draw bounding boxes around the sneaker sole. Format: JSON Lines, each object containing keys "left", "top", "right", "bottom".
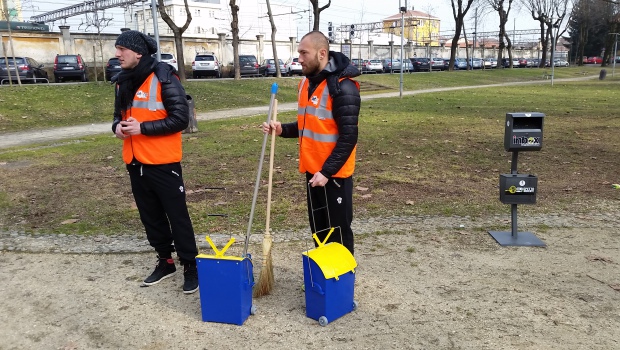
{"left": 183, "top": 286, "right": 199, "bottom": 294}
{"left": 141, "top": 271, "right": 176, "bottom": 287}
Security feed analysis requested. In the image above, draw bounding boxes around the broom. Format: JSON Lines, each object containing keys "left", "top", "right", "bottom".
{"left": 254, "top": 98, "right": 278, "bottom": 297}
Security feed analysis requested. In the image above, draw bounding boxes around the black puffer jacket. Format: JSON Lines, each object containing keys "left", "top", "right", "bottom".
{"left": 280, "top": 51, "right": 361, "bottom": 178}
{"left": 112, "top": 62, "right": 189, "bottom": 136}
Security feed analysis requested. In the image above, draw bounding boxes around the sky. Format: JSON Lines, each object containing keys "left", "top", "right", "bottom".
{"left": 16, "top": 0, "right": 549, "bottom": 36}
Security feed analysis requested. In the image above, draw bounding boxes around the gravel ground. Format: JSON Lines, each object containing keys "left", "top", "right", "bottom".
{"left": 1, "top": 210, "right": 619, "bottom": 350}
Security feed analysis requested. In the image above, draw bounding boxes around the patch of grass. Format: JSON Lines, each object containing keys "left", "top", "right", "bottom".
{"left": 0, "top": 67, "right": 607, "bottom": 133}
{"left": 0, "top": 76, "right": 619, "bottom": 235}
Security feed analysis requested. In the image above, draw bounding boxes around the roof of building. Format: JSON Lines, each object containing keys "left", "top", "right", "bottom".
{"left": 383, "top": 10, "right": 440, "bottom": 21}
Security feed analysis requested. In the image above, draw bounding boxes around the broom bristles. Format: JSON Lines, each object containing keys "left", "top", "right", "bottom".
{"left": 253, "top": 252, "right": 274, "bottom": 297}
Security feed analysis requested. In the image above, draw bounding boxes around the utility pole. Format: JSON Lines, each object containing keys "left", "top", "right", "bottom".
{"left": 308, "top": 2, "right": 311, "bottom": 33}
{"left": 150, "top": 0, "right": 160, "bottom": 60}
{"left": 473, "top": 7, "right": 478, "bottom": 60}
{"left": 609, "top": 33, "right": 619, "bottom": 77}
{"left": 399, "top": 0, "right": 407, "bottom": 98}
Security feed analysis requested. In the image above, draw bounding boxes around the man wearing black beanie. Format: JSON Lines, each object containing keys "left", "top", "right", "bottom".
{"left": 111, "top": 30, "right": 199, "bottom": 294}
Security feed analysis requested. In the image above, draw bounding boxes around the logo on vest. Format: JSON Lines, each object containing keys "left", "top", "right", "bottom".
{"left": 311, "top": 96, "right": 319, "bottom": 106}
{"left": 136, "top": 90, "right": 148, "bottom": 99}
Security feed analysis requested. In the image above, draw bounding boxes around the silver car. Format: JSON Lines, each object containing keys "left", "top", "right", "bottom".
{"left": 259, "top": 59, "right": 287, "bottom": 77}
{"left": 362, "top": 59, "right": 383, "bottom": 74}
{"left": 192, "top": 53, "right": 221, "bottom": 78}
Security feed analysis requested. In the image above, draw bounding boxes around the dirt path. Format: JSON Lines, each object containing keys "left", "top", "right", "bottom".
{"left": 1, "top": 221, "right": 618, "bottom": 350}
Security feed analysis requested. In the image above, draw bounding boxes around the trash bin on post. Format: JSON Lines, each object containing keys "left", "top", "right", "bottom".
{"left": 489, "top": 112, "right": 546, "bottom": 247}
{"left": 183, "top": 94, "right": 198, "bottom": 133}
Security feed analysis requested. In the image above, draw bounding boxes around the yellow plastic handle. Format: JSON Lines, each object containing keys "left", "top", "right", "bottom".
{"left": 205, "top": 236, "right": 236, "bottom": 257}
{"left": 312, "top": 227, "right": 335, "bottom": 247}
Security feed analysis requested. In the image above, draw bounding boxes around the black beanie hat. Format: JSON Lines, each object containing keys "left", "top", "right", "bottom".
{"left": 115, "top": 30, "right": 158, "bottom": 56}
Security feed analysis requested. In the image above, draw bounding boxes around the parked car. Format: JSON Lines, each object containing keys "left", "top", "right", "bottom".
{"left": 0, "top": 56, "right": 48, "bottom": 83}
{"left": 362, "top": 59, "right": 383, "bottom": 73}
{"left": 192, "top": 52, "right": 221, "bottom": 78}
{"left": 430, "top": 57, "right": 445, "bottom": 71}
{"left": 153, "top": 53, "right": 178, "bottom": 70}
{"left": 529, "top": 58, "right": 541, "bottom": 68}
{"left": 351, "top": 58, "right": 363, "bottom": 69}
{"left": 231, "top": 54, "right": 260, "bottom": 77}
{"left": 381, "top": 58, "right": 401, "bottom": 73}
{"left": 105, "top": 57, "right": 122, "bottom": 81}
{"left": 482, "top": 58, "right": 492, "bottom": 69}
{"left": 286, "top": 57, "right": 302, "bottom": 75}
{"left": 400, "top": 59, "right": 412, "bottom": 72}
{"left": 553, "top": 59, "right": 569, "bottom": 67}
{"left": 259, "top": 58, "right": 287, "bottom": 77}
{"left": 501, "top": 58, "right": 520, "bottom": 68}
{"left": 454, "top": 58, "right": 468, "bottom": 70}
{"left": 468, "top": 58, "right": 483, "bottom": 69}
{"left": 410, "top": 57, "right": 430, "bottom": 72}
{"left": 53, "top": 54, "right": 88, "bottom": 82}
{"left": 587, "top": 57, "right": 603, "bottom": 64}
{"left": 518, "top": 58, "right": 531, "bottom": 68}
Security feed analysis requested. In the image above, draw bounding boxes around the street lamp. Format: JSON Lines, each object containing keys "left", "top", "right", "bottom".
{"left": 550, "top": 19, "right": 559, "bottom": 86}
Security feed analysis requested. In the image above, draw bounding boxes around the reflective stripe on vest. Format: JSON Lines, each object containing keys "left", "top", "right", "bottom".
{"left": 297, "top": 77, "right": 357, "bottom": 178}
{"left": 122, "top": 72, "right": 183, "bottom": 165}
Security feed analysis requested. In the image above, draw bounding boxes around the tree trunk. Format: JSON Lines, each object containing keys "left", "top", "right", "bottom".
{"left": 265, "top": 0, "right": 281, "bottom": 77}
{"left": 7, "top": 25, "right": 21, "bottom": 86}
{"left": 310, "top": 0, "right": 331, "bottom": 31}
{"left": 158, "top": 0, "right": 192, "bottom": 81}
{"left": 230, "top": 0, "right": 240, "bottom": 80}
{"left": 539, "top": 21, "right": 547, "bottom": 68}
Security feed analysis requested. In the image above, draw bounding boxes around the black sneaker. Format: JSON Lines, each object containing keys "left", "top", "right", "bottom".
{"left": 183, "top": 262, "right": 199, "bottom": 294}
{"left": 142, "top": 257, "right": 176, "bottom": 286}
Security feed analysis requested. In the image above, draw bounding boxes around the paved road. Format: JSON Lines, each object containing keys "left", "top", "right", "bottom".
{"left": 0, "top": 76, "right": 597, "bottom": 149}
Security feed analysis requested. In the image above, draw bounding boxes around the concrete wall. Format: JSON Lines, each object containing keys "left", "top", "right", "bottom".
{"left": 1, "top": 30, "right": 567, "bottom": 74}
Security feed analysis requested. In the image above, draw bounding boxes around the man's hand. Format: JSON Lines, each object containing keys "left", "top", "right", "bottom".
{"left": 119, "top": 117, "right": 141, "bottom": 136}
{"left": 262, "top": 121, "right": 282, "bottom": 135}
{"left": 114, "top": 123, "right": 129, "bottom": 140}
{"left": 308, "top": 172, "right": 328, "bottom": 187}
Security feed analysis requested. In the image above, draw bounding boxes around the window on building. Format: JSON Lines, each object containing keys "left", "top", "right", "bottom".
{"left": 209, "top": 10, "right": 215, "bottom": 18}
{"left": 195, "top": 9, "right": 201, "bottom": 17}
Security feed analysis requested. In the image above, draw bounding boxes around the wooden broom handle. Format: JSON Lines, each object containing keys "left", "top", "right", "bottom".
{"left": 265, "top": 99, "right": 278, "bottom": 237}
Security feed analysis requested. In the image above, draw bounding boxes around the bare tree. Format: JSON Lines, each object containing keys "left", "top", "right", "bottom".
{"left": 80, "top": 9, "right": 113, "bottom": 82}
{"left": 265, "top": 0, "right": 282, "bottom": 77}
{"left": 310, "top": 0, "right": 331, "bottom": 31}
{"left": 521, "top": 0, "right": 570, "bottom": 67}
{"left": 0, "top": 2, "right": 22, "bottom": 86}
{"left": 486, "top": 0, "right": 514, "bottom": 67}
{"left": 230, "top": 0, "right": 241, "bottom": 80}
{"left": 157, "top": 0, "right": 192, "bottom": 81}
{"left": 448, "top": 0, "right": 478, "bottom": 70}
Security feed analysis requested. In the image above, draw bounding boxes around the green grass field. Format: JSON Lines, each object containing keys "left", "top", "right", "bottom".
{"left": 0, "top": 68, "right": 618, "bottom": 236}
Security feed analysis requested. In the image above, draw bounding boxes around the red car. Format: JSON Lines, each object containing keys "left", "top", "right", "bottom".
{"left": 587, "top": 57, "right": 603, "bottom": 64}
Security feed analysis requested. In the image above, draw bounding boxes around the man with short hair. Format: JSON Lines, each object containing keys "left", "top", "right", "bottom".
{"left": 262, "top": 31, "right": 361, "bottom": 254}
{"left": 111, "top": 30, "right": 199, "bottom": 294}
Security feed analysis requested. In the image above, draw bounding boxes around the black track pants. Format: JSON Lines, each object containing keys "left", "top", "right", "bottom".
{"left": 127, "top": 162, "right": 198, "bottom": 263}
{"left": 305, "top": 173, "right": 354, "bottom": 255}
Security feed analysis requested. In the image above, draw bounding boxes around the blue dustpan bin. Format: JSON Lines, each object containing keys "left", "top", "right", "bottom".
{"left": 196, "top": 237, "right": 255, "bottom": 325}
{"left": 302, "top": 240, "right": 358, "bottom": 326}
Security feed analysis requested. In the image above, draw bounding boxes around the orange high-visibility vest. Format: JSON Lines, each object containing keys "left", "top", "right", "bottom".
{"left": 297, "top": 77, "right": 359, "bottom": 178}
{"left": 121, "top": 73, "right": 183, "bottom": 165}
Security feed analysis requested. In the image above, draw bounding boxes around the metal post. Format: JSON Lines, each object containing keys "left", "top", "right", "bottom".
{"left": 150, "top": 0, "right": 161, "bottom": 60}
{"left": 399, "top": 0, "right": 406, "bottom": 98}
{"left": 551, "top": 29, "right": 555, "bottom": 86}
{"left": 610, "top": 33, "right": 618, "bottom": 77}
